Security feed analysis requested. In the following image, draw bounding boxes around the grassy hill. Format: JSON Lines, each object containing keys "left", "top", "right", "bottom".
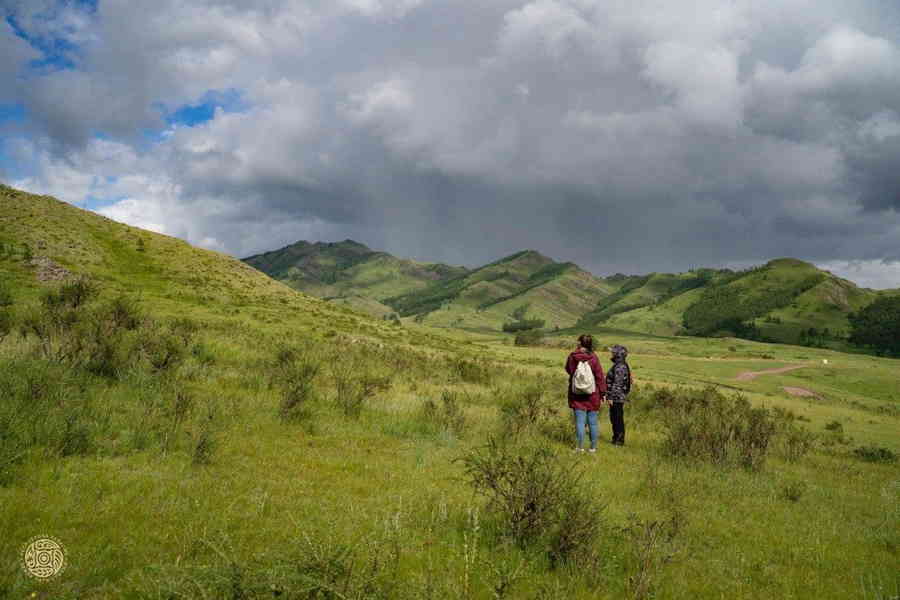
{"left": 584, "top": 259, "right": 885, "bottom": 348}
{"left": 1, "top": 183, "right": 898, "bottom": 599}
{"left": 576, "top": 269, "right": 731, "bottom": 328}
{"left": 242, "top": 239, "right": 467, "bottom": 317}
{"left": 244, "top": 240, "right": 891, "bottom": 351}
{"left": 384, "top": 249, "right": 615, "bottom": 331}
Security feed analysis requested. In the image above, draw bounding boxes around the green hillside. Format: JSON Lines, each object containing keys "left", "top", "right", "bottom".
{"left": 242, "top": 239, "right": 467, "bottom": 317}
{"left": 385, "top": 250, "right": 615, "bottom": 331}
{"left": 576, "top": 269, "right": 729, "bottom": 328}
{"left": 0, "top": 183, "right": 898, "bottom": 599}
{"left": 580, "top": 259, "right": 885, "bottom": 348}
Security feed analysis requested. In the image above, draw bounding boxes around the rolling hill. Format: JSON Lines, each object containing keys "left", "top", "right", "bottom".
{"left": 383, "top": 249, "right": 616, "bottom": 331}
{"left": 244, "top": 236, "right": 892, "bottom": 348}
{"left": 598, "top": 258, "right": 884, "bottom": 346}
{"left": 242, "top": 239, "right": 467, "bottom": 317}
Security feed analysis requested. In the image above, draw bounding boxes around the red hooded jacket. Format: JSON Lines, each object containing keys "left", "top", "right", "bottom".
{"left": 565, "top": 349, "right": 607, "bottom": 411}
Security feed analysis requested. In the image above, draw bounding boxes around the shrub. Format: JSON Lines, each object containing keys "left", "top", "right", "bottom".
{"left": 192, "top": 407, "right": 217, "bottom": 466}
{"left": 547, "top": 492, "right": 605, "bottom": 570}
{"left": 779, "top": 480, "right": 807, "bottom": 503}
{"left": 824, "top": 420, "right": 843, "bottom": 433}
{"left": 331, "top": 359, "right": 392, "bottom": 418}
{"left": 422, "top": 390, "right": 467, "bottom": 437}
{"left": 514, "top": 330, "right": 543, "bottom": 347}
{"left": 459, "top": 437, "right": 602, "bottom": 558}
{"left": 273, "top": 348, "right": 322, "bottom": 423}
{"left": 0, "top": 360, "right": 98, "bottom": 485}
{"left": 502, "top": 318, "right": 545, "bottom": 333}
{"left": 624, "top": 514, "right": 682, "bottom": 600}
{"left": 655, "top": 386, "right": 804, "bottom": 470}
{"left": 0, "top": 280, "right": 12, "bottom": 307}
{"left": 498, "top": 381, "right": 558, "bottom": 438}
{"left": 0, "top": 308, "right": 12, "bottom": 345}
{"left": 191, "top": 341, "right": 216, "bottom": 366}
{"left": 853, "top": 445, "right": 897, "bottom": 464}
{"left": 449, "top": 356, "right": 493, "bottom": 385}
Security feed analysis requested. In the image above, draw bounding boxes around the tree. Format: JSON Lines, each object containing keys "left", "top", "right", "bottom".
{"left": 848, "top": 296, "right": 900, "bottom": 356}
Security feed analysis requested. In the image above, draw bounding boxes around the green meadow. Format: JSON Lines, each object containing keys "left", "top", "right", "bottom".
{"left": 1, "top": 186, "right": 898, "bottom": 599}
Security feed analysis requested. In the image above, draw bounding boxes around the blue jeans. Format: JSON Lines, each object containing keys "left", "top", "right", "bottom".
{"left": 573, "top": 409, "right": 598, "bottom": 449}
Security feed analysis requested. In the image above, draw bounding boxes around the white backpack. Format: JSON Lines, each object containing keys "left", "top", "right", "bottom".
{"left": 571, "top": 360, "right": 596, "bottom": 395}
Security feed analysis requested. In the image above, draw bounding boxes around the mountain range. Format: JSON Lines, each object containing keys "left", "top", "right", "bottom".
{"left": 244, "top": 239, "right": 897, "bottom": 346}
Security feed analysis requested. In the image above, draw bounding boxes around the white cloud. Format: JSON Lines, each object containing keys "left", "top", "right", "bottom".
{"left": 7, "top": 0, "right": 900, "bottom": 283}
{"left": 817, "top": 259, "right": 900, "bottom": 290}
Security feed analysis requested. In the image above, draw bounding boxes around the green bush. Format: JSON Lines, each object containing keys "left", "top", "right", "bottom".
{"left": 422, "top": 390, "right": 467, "bottom": 437}
{"left": 0, "top": 360, "right": 98, "bottom": 485}
{"left": 331, "top": 357, "right": 392, "bottom": 418}
{"left": 498, "top": 381, "right": 560, "bottom": 439}
{"left": 0, "top": 280, "right": 12, "bottom": 307}
{"left": 514, "top": 330, "right": 543, "bottom": 347}
{"left": 273, "top": 347, "right": 322, "bottom": 423}
{"left": 853, "top": 445, "right": 897, "bottom": 464}
{"left": 502, "top": 318, "right": 545, "bottom": 333}
{"left": 636, "top": 386, "right": 811, "bottom": 470}
{"left": 459, "top": 437, "right": 603, "bottom": 562}
{"left": 449, "top": 355, "right": 493, "bottom": 385}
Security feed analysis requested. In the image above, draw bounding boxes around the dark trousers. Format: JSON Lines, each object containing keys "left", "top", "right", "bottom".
{"left": 609, "top": 402, "right": 625, "bottom": 443}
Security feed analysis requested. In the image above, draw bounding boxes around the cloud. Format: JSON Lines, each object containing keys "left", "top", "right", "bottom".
{"left": 5, "top": 0, "right": 900, "bottom": 287}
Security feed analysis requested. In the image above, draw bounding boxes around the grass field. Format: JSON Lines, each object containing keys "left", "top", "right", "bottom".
{"left": 1, "top": 185, "right": 898, "bottom": 599}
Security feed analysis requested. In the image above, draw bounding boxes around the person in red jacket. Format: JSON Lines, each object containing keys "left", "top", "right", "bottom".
{"left": 565, "top": 334, "right": 608, "bottom": 452}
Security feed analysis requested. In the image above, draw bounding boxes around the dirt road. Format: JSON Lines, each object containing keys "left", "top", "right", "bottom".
{"left": 734, "top": 364, "right": 808, "bottom": 381}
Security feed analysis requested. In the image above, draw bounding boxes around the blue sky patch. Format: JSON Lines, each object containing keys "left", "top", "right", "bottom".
{"left": 164, "top": 89, "right": 248, "bottom": 127}
{"left": 5, "top": 14, "right": 80, "bottom": 72}
{"left": 0, "top": 104, "right": 26, "bottom": 122}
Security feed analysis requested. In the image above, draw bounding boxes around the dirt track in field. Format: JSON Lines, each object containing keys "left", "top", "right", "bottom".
{"left": 734, "top": 364, "right": 808, "bottom": 381}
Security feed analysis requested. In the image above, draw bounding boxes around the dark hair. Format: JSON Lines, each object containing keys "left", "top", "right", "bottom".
{"left": 577, "top": 334, "right": 594, "bottom": 352}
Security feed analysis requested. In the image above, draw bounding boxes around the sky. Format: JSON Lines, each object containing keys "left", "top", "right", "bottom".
{"left": 2, "top": 0, "right": 900, "bottom": 288}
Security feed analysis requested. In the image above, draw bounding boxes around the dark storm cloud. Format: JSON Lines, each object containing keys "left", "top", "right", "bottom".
{"left": 6, "top": 0, "right": 900, "bottom": 286}
{"left": 845, "top": 134, "right": 900, "bottom": 212}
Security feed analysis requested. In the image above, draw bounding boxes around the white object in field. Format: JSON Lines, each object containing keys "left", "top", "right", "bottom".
{"left": 822, "top": 359, "right": 828, "bottom": 365}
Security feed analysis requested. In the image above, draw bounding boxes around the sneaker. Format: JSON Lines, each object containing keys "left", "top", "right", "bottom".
{"left": 573, "top": 447, "right": 585, "bottom": 453}
{"left": 588, "top": 448, "right": 597, "bottom": 453}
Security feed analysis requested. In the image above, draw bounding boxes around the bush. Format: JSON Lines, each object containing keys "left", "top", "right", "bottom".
{"left": 853, "top": 445, "right": 897, "bottom": 464}
{"left": 459, "top": 437, "right": 603, "bottom": 562}
{"left": 449, "top": 356, "right": 493, "bottom": 385}
{"left": 824, "top": 420, "right": 843, "bottom": 433}
{"left": 191, "top": 341, "right": 216, "bottom": 366}
{"left": 514, "top": 330, "right": 543, "bottom": 347}
{"left": 0, "top": 280, "right": 12, "bottom": 307}
{"left": 192, "top": 406, "right": 217, "bottom": 466}
{"left": 331, "top": 358, "right": 392, "bottom": 418}
{"left": 422, "top": 390, "right": 467, "bottom": 437}
{"left": 502, "top": 318, "right": 545, "bottom": 333}
{"left": 0, "top": 308, "right": 12, "bottom": 344}
{"left": 779, "top": 480, "right": 807, "bottom": 503}
{"left": 0, "top": 360, "right": 97, "bottom": 485}
{"left": 498, "top": 381, "right": 559, "bottom": 438}
{"left": 646, "top": 386, "right": 810, "bottom": 470}
{"left": 21, "top": 280, "right": 196, "bottom": 379}
{"left": 273, "top": 347, "right": 322, "bottom": 423}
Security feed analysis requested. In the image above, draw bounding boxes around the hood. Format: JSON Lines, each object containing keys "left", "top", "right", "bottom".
{"left": 609, "top": 344, "right": 628, "bottom": 363}
{"left": 571, "top": 349, "right": 595, "bottom": 361}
